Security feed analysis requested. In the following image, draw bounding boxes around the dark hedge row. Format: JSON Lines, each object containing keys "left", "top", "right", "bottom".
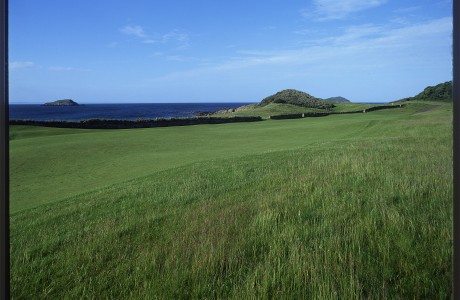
{"left": 9, "top": 105, "right": 404, "bottom": 128}
{"left": 9, "top": 116, "right": 263, "bottom": 129}
{"left": 268, "top": 104, "right": 404, "bottom": 120}
{"left": 269, "top": 114, "right": 304, "bottom": 119}
{"left": 269, "top": 112, "right": 330, "bottom": 119}
{"left": 362, "top": 105, "right": 403, "bottom": 112}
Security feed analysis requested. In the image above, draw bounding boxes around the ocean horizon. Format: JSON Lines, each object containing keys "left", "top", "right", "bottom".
{"left": 9, "top": 103, "right": 255, "bottom": 121}
{"left": 9, "top": 101, "right": 388, "bottom": 122}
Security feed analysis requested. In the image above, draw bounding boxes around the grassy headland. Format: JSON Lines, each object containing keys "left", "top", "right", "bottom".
{"left": 396, "top": 81, "right": 452, "bottom": 102}
{"left": 9, "top": 100, "right": 452, "bottom": 298}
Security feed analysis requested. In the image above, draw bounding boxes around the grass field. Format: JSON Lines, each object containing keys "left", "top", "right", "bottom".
{"left": 211, "top": 102, "right": 379, "bottom": 118}
{"left": 9, "top": 101, "right": 452, "bottom": 298}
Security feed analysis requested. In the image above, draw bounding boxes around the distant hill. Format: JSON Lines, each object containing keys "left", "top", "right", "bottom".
{"left": 259, "top": 89, "right": 335, "bottom": 110}
{"left": 324, "top": 96, "right": 351, "bottom": 103}
{"left": 396, "top": 81, "right": 452, "bottom": 102}
{"left": 44, "top": 99, "right": 79, "bottom": 106}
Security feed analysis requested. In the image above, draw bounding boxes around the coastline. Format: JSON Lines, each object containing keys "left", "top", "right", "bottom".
{"left": 9, "top": 102, "right": 255, "bottom": 122}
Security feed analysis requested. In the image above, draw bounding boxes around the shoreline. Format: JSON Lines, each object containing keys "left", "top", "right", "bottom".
{"left": 8, "top": 104, "right": 404, "bottom": 129}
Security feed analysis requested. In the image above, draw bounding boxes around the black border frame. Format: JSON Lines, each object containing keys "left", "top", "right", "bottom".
{"left": 0, "top": 0, "right": 8, "bottom": 298}
{"left": 453, "top": 0, "right": 459, "bottom": 297}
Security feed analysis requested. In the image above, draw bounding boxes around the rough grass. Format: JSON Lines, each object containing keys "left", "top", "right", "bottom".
{"left": 211, "top": 102, "right": 382, "bottom": 117}
{"left": 212, "top": 103, "right": 327, "bottom": 117}
{"left": 9, "top": 101, "right": 452, "bottom": 298}
{"left": 331, "top": 102, "right": 381, "bottom": 112}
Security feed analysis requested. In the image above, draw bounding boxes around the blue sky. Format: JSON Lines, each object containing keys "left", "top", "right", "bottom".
{"left": 9, "top": 0, "right": 452, "bottom": 103}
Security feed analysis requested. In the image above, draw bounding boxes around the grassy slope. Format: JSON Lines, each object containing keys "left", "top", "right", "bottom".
{"left": 212, "top": 102, "right": 384, "bottom": 118}
{"left": 10, "top": 101, "right": 452, "bottom": 298}
{"left": 10, "top": 103, "right": 400, "bottom": 213}
{"left": 212, "top": 103, "right": 325, "bottom": 117}
{"left": 331, "top": 102, "right": 381, "bottom": 112}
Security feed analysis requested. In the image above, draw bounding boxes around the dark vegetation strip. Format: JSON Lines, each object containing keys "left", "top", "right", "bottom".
{"left": 269, "top": 104, "right": 404, "bottom": 120}
{"left": 9, "top": 116, "right": 263, "bottom": 129}
{"left": 8, "top": 105, "right": 404, "bottom": 128}
{"left": 269, "top": 113, "right": 330, "bottom": 119}
{"left": 362, "top": 104, "right": 404, "bottom": 112}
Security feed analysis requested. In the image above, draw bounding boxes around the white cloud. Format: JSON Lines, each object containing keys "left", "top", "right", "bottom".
{"left": 120, "top": 25, "right": 148, "bottom": 39}
{"left": 305, "top": 0, "right": 387, "bottom": 21}
{"left": 120, "top": 25, "right": 157, "bottom": 44}
{"left": 144, "top": 17, "right": 451, "bottom": 84}
{"left": 367, "top": 17, "right": 452, "bottom": 48}
{"left": 332, "top": 24, "right": 385, "bottom": 44}
{"left": 48, "top": 66, "right": 90, "bottom": 72}
{"left": 10, "top": 61, "right": 91, "bottom": 72}
{"left": 393, "top": 6, "right": 421, "bottom": 14}
{"left": 162, "top": 31, "right": 188, "bottom": 43}
{"left": 299, "top": 16, "right": 452, "bottom": 49}
{"left": 161, "top": 30, "right": 190, "bottom": 49}
{"left": 10, "top": 61, "right": 35, "bottom": 70}
{"left": 119, "top": 26, "right": 190, "bottom": 48}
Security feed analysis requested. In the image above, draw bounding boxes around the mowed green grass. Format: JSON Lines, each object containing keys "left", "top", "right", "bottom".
{"left": 9, "top": 102, "right": 419, "bottom": 213}
{"left": 10, "top": 101, "right": 452, "bottom": 298}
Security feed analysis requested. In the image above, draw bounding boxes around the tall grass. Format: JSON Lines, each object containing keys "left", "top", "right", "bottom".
{"left": 10, "top": 102, "right": 452, "bottom": 298}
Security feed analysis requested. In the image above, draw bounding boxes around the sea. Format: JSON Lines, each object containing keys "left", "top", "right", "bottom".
{"left": 9, "top": 103, "right": 254, "bottom": 121}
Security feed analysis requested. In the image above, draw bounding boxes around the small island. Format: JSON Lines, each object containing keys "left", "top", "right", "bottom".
{"left": 43, "top": 99, "right": 79, "bottom": 106}
{"left": 324, "top": 96, "right": 351, "bottom": 103}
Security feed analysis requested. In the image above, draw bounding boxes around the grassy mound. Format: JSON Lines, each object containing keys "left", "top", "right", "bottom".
{"left": 259, "top": 89, "right": 335, "bottom": 110}
{"left": 397, "top": 81, "right": 452, "bottom": 102}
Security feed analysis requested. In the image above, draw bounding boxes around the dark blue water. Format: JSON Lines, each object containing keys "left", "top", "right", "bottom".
{"left": 9, "top": 103, "right": 253, "bottom": 121}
